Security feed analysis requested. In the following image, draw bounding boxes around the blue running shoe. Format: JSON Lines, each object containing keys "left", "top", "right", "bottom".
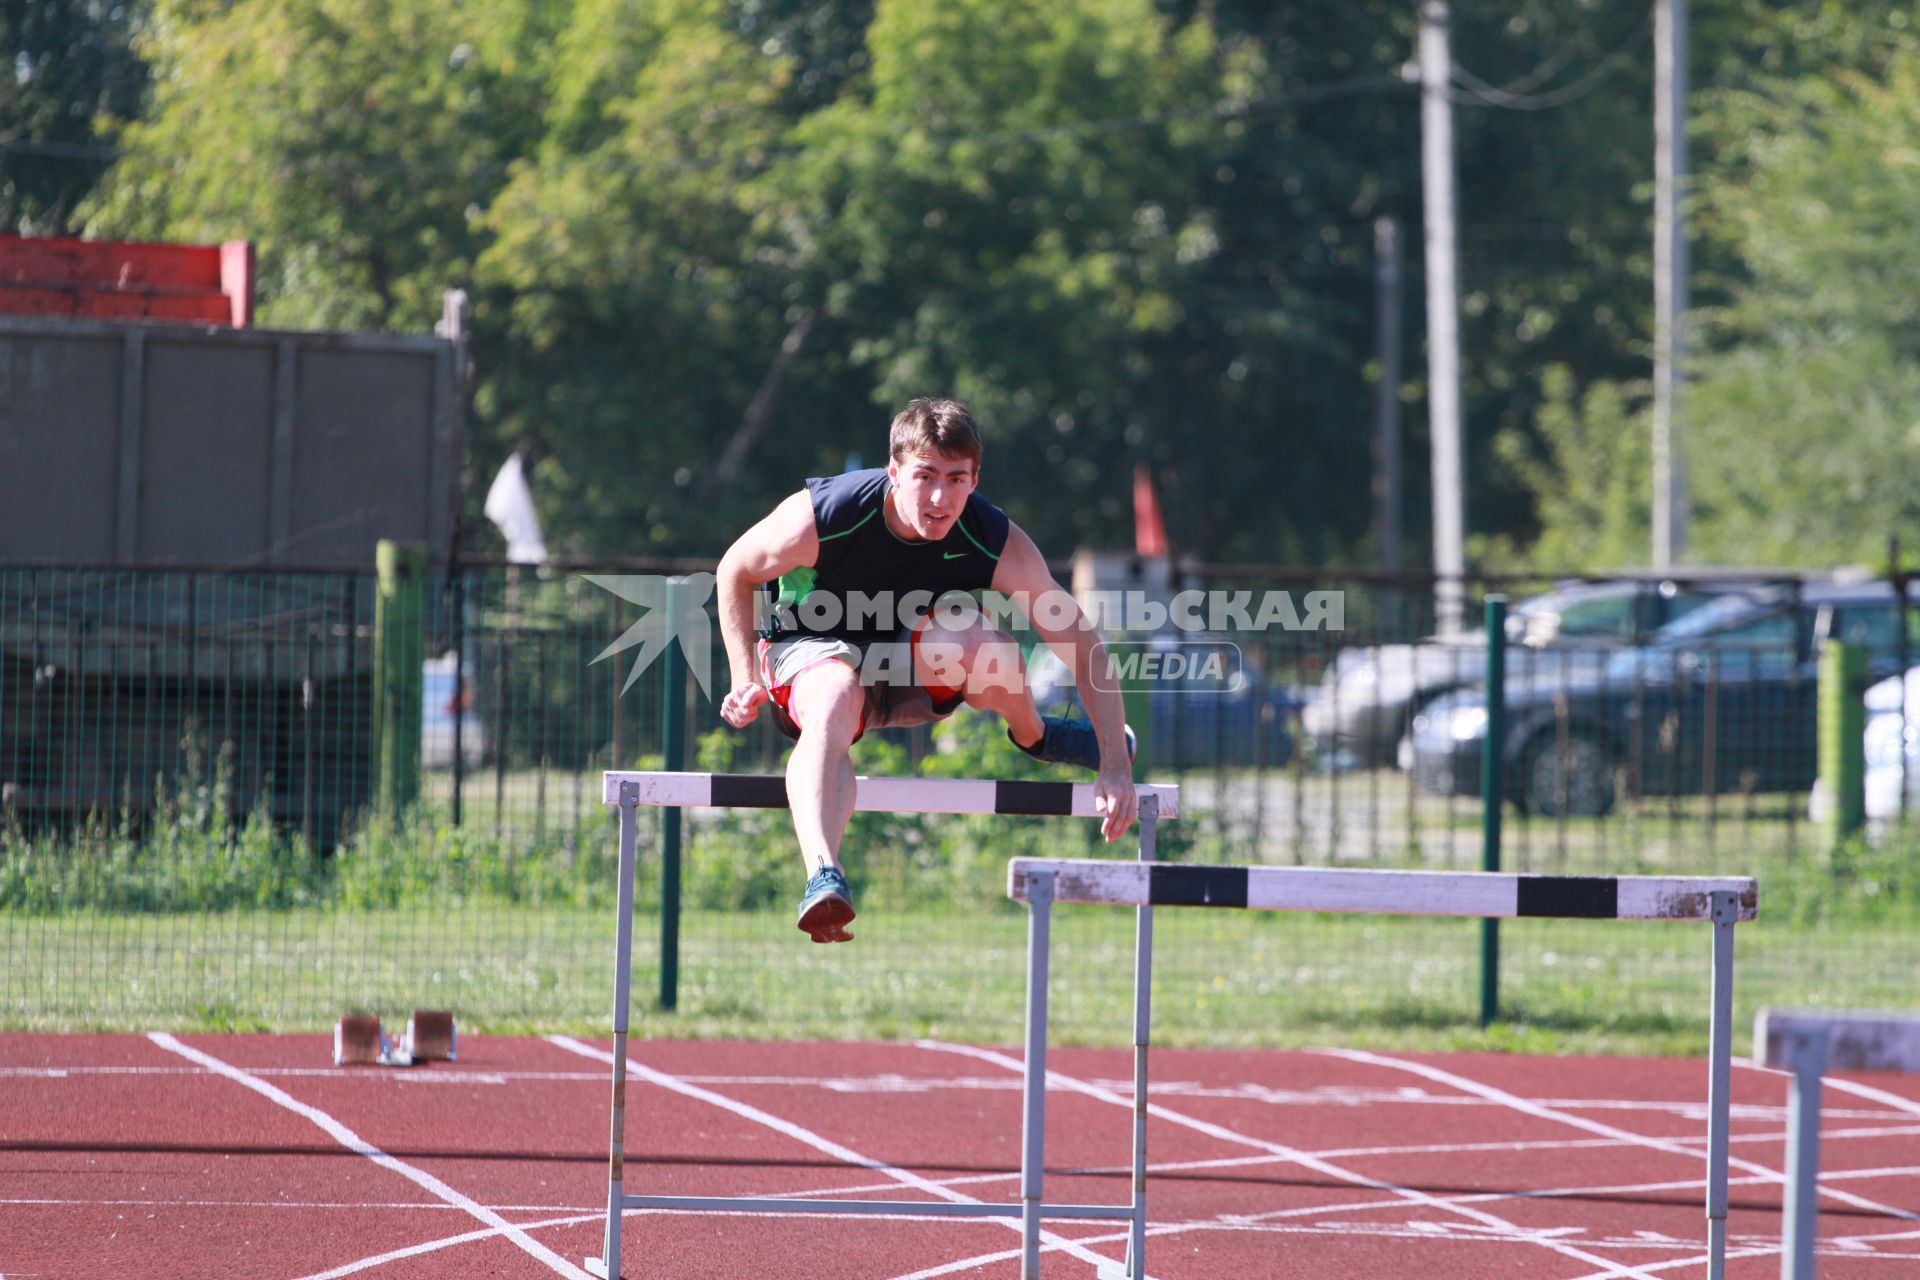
{"left": 796, "top": 866, "right": 856, "bottom": 943}
{"left": 1012, "top": 716, "right": 1137, "bottom": 771}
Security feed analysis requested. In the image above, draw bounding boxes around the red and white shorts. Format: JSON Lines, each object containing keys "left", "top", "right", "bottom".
{"left": 757, "top": 624, "right": 966, "bottom": 742}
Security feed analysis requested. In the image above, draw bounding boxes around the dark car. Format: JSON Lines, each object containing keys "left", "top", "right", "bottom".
{"left": 1303, "top": 576, "right": 1769, "bottom": 768}
{"left": 1027, "top": 638, "right": 1295, "bottom": 769}
{"left": 1409, "top": 580, "right": 1920, "bottom": 815}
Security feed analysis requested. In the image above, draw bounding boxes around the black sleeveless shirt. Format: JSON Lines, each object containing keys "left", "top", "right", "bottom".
{"left": 765, "top": 468, "right": 1011, "bottom": 643}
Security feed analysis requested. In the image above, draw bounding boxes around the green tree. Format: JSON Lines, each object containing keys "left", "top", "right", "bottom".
{"left": 475, "top": 0, "right": 811, "bottom": 555}
{"left": 478, "top": 0, "right": 1225, "bottom": 558}
{"left": 1480, "top": 1, "right": 1919, "bottom": 571}
{"left": 758, "top": 0, "right": 1222, "bottom": 548}
{"left": 1, "top": 0, "right": 149, "bottom": 234}
{"left": 83, "top": 0, "right": 551, "bottom": 330}
{"left": 1683, "top": 41, "right": 1920, "bottom": 565}
{"left": 1488, "top": 364, "right": 1651, "bottom": 571}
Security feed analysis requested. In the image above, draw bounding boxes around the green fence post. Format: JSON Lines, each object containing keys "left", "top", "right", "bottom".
{"left": 660, "top": 576, "right": 688, "bottom": 1011}
{"left": 373, "top": 540, "right": 425, "bottom": 817}
{"left": 1480, "top": 595, "right": 1507, "bottom": 1028}
{"left": 1819, "top": 639, "right": 1867, "bottom": 845}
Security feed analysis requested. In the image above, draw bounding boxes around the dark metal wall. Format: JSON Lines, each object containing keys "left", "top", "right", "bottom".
{"left": 0, "top": 316, "right": 459, "bottom": 569}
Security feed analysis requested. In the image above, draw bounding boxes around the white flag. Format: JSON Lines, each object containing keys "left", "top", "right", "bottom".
{"left": 483, "top": 451, "right": 548, "bottom": 564}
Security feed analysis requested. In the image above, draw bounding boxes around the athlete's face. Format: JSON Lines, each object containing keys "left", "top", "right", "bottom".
{"left": 887, "top": 450, "right": 978, "bottom": 541}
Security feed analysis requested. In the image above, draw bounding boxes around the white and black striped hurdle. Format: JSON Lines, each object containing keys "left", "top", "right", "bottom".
{"left": 596, "top": 769, "right": 1180, "bottom": 818}
{"left": 586, "top": 772, "right": 1179, "bottom": 1280}
{"left": 1755, "top": 1008, "right": 1920, "bottom": 1280}
{"left": 1007, "top": 858, "right": 1759, "bottom": 1280}
{"left": 586, "top": 770, "right": 1759, "bottom": 1280}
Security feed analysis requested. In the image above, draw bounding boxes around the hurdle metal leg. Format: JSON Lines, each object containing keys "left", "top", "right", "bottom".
{"left": 1705, "top": 890, "right": 1739, "bottom": 1280}
{"left": 1020, "top": 870, "right": 1056, "bottom": 1280}
{"left": 587, "top": 786, "right": 642, "bottom": 1280}
{"left": 1123, "top": 799, "right": 1160, "bottom": 1280}
{"left": 1781, "top": 1028, "right": 1828, "bottom": 1280}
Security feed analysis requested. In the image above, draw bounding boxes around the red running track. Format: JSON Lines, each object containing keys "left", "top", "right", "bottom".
{"left": 2, "top": 1033, "right": 1917, "bottom": 1278}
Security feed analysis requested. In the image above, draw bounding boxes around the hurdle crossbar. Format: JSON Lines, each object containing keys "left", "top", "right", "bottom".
{"left": 1755, "top": 1008, "right": 1920, "bottom": 1280}
{"left": 587, "top": 772, "right": 1176, "bottom": 1280}
{"left": 1007, "top": 860, "right": 1758, "bottom": 921}
{"left": 599, "top": 768, "right": 1179, "bottom": 818}
{"left": 1008, "top": 857, "right": 1758, "bottom": 1280}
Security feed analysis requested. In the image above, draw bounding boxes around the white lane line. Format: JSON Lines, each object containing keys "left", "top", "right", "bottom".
{"left": 1325, "top": 1048, "right": 1920, "bottom": 1225}
{"left": 0, "top": 1064, "right": 519, "bottom": 1084}
{"left": 0, "top": 1196, "right": 576, "bottom": 1212}
{"left": 1819, "top": 1074, "right": 1920, "bottom": 1119}
{"left": 290, "top": 1212, "right": 603, "bottom": 1280}
{"left": 893, "top": 1206, "right": 1920, "bottom": 1280}
{"left": 912, "top": 1040, "right": 1669, "bottom": 1280}
{"left": 545, "top": 1035, "right": 1143, "bottom": 1279}
{"left": 285, "top": 1201, "right": 1920, "bottom": 1280}
{"left": 146, "top": 1032, "right": 590, "bottom": 1279}
{"left": 14, "top": 1060, "right": 1918, "bottom": 1122}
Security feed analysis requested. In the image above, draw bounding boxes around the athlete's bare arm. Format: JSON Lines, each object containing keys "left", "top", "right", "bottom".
{"left": 715, "top": 491, "right": 819, "bottom": 728}
{"left": 991, "top": 524, "right": 1138, "bottom": 842}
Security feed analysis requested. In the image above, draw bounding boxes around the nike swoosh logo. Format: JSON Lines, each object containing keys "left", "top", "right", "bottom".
{"left": 943, "top": 551, "right": 968, "bottom": 560}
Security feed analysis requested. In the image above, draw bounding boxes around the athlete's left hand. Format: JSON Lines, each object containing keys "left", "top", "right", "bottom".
{"left": 1093, "top": 763, "right": 1138, "bottom": 843}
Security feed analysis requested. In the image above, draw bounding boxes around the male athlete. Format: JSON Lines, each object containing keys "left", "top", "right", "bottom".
{"left": 716, "top": 398, "right": 1137, "bottom": 943}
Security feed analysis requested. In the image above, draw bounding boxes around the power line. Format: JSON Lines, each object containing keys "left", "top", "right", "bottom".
{"left": 1449, "top": 12, "right": 1653, "bottom": 111}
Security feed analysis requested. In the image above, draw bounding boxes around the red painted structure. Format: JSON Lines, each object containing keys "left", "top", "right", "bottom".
{"left": 0, "top": 233, "right": 255, "bottom": 327}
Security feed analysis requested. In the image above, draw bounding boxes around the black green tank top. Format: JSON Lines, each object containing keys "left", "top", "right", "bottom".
{"left": 764, "top": 468, "right": 1011, "bottom": 642}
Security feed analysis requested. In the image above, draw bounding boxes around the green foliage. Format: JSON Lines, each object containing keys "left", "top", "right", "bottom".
{"left": 0, "top": 737, "right": 329, "bottom": 912}
{"left": 1488, "top": 365, "right": 1653, "bottom": 571}
{"left": 1764, "top": 824, "right": 1920, "bottom": 929}
{"left": 83, "top": 0, "right": 551, "bottom": 329}
{"left": 328, "top": 811, "right": 619, "bottom": 910}
{"left": 1683, "top": 40, "right": 1920, "bottom": 566}
{"left": 54, "top": 0, "right": 1920, "bottom": 570}
{"left": 1, "top": 0, "right": 149, "bottom": 233}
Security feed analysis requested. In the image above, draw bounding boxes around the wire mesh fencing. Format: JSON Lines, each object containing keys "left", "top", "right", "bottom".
{"left": 3, "top": 560, "right": 1916, "bottom": 1049}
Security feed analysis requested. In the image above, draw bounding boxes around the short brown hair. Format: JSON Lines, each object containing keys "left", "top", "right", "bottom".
{"left": 888, "top": 398, "right": 982, "bottom": 471}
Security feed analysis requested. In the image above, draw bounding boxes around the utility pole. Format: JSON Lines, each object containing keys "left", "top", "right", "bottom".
{"left": 1652, "top": 0, "right": 1690, "bottom": 567}
{"left": 1420, "top": 0, "right": 1466, "bottom": 631}
{"left": 1373, "top": 216, "right": 1405, "bottom": 577}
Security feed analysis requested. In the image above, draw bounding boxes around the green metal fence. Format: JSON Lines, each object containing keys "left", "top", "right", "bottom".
{"left": 3, "top": 560, "right": 1915, "bottom": 1051}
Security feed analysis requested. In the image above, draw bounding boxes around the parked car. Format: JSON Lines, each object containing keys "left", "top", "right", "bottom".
{"left": 422, "top": 652, "right": 488, "bottom": 769}
{"left": 1409, "top": 580, "right": 1920, "bottom": 816}
{"left": 1808, "top": 666, "right": 1920, "bottom": 826}
{"left": 1303, "top": 577, "right": 1768, "bottom": 768}
{"left": 1026, "top": 637, "right": 1296, "bottom": 769}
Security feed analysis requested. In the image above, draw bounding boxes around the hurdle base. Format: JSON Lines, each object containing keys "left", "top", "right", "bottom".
{"left": 588, "top": 1195, "right": 1135, "bottom": 1279}
{"left": 620, "top": 1193, "right": 1134, "bottom": 1221}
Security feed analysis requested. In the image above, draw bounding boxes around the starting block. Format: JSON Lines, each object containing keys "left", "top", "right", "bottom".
{"left": 404, "top": 1010, "right": 457, "bottom": 1061}
{"left": 333, "top": 1015, "right": 387, "bottom": 1065}
{"left": 333, "top": 1010, "right": 457, "bottom": 1067}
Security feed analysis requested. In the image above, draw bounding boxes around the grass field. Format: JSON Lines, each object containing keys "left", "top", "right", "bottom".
{"left": 6, "top": 900, "right": 1914, "bottom": 1058}
{"left": 5, "top": 746, "right": 1916, "bottom": 1056}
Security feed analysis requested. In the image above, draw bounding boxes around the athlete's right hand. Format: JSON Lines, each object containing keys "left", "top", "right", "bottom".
{"left": 720, "top": 682, "right": 769, "bottom": 728}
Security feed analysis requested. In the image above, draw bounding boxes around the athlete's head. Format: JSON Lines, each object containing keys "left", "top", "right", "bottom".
{"left": 888, "top": 398, "right": 982, "bottom": 475}
{"left": 886, "top": 398, "right": 981, "bottom": 541}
